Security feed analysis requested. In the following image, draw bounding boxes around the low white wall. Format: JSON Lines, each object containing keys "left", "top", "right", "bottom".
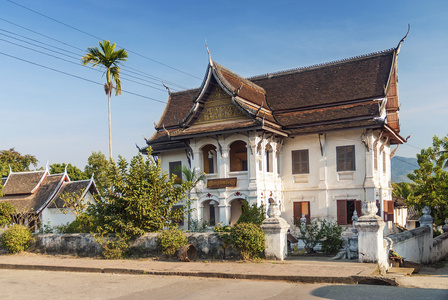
{"left": 384, "top": 226, "right": 432, "bottom": 264}
{"left": 432, "top": 232, "right": 448, "bottom": 262}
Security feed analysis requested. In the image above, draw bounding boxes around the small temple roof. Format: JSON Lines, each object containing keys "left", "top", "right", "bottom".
{"left": 47, "top": 178, "right": 97, "bottom": 209}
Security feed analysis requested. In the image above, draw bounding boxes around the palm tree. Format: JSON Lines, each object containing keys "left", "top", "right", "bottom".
{"left": 181, "top": 166, "right": 206, "bottom": 230}
{"left": 81, "top": 40, "right": 128, "bottom": 158}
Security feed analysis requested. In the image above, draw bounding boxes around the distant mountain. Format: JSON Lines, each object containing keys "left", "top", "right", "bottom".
{"left": 391, "top": 156, "right": 418, "bottom": 183}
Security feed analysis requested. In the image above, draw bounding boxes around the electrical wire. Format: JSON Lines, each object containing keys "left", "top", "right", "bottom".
{"left": 0, "top": 51, "right": 167, "bottom": 104}
{"left": 5, "top": 0, "right": 202, "bottom": 80}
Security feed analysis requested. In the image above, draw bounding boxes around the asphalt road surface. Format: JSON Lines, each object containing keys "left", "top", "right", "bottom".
{"left": 0, "top": 269, "right": 447, "bottom": 300}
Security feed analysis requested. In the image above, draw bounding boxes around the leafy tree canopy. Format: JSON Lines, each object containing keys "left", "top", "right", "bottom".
{"left": 50, "top": 163, "right": 88, "bottom": 181}
{"left": 0, "top": 148, "right": 38, "bottom": 177}
{"left": 407, "top": 135, "right": 448, "bottom": 225}
{"left": 87, "top": 152, "right": 194, "bottom": 237}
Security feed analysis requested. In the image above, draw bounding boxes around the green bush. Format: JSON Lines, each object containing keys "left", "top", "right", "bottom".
{"left": 0, "top": 202, "right": 16, "bottom": 227}
{"left": 157, "top": 228, "right": 187, "bottom": 257}
{"left": 231, "top": 223, "right": 265, "bottom": 260}
{"left": 319, "top": 220, "right": 344, "bottom": 254}
{"left": 1, "top": 225, "right": 33, "bottom": 253}
{"left": 214, "top": 224, "right": 233, "bottom": 259}
{"left": 295, "top": 218, "right": 344, "bottom": 254}
{"left": 237, "top": 202, "right": 265, "bottom": 226}
{"left": 95, "top": 234, "right": 129, "bottom": 260}
{"left": 61, "top": 213, "right": 94, "bottom": 233}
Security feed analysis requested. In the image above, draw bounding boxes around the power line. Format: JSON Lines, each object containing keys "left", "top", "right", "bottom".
{"left": 5, "top": 0, "right": 202, "bottom": 80}
{"left": 0, "top": 31, "right": 176, "bottom": 92}
{"left": 0, "top": 51, "right": 167, "bottom": 104}
{"left": 0, "top": 19, "right": 189, "bottom": 91}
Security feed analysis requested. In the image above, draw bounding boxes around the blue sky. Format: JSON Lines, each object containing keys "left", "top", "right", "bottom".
{"left": 1, "top": 0, "right": 447, "bottom": 170}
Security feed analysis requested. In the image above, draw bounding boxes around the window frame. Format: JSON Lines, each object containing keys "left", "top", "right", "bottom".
{"left": 292, "top": 149, "right": 309, "bottom": 174}
{"left": 336, "top": 145, "right": 356, "bottom": 172}
{"left": 169, "top": 161, "right": 182, "bottom": 184}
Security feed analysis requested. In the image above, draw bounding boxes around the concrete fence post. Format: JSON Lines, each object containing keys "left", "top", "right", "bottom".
{"left": 354, "top": 201, "right": 388, "bottom": 272}
{"left": 261, "top": 199, "right": 290, "bottom": 260}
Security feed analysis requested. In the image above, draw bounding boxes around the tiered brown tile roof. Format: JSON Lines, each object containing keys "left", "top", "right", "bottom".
{"left": 0, "top": 173, "right": 65, "bottom": 213}
{"left": 48, "top": 180, "right": 95, "bottom": 209}
{"left": 145, "top": 48, "right": 404, "bottom": 153}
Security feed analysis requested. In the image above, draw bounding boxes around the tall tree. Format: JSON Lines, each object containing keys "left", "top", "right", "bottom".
{"left": 84, "top": 151, "right": 112, "bottom": 197}
{"left": 407, "top": 135, "right": 448, "bottom": 225}
{"left": 81, "top": 40, "right": 128, "bottom": 158}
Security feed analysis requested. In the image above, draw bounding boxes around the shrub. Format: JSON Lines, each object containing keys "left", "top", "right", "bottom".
{"left": 1, "top": 225, "right": 33, "bottom": 253}
{"left": 237, "top": 202, "right": 265, "bottom": 226}
{"left": 61, "top": 213, "right": 94, "bottom": 233}
{"left": 295, "top": 218, "right": 344, "bottom": 254}
{"left": 95, "top": 234, "right": 129, "bottom": 259}
{"left": 231, "top": 223, "right": 265, "bottom": 260}
{"left": 296, "top": 219, "right": 323, "bottom": 253}
{"left": 214, "top": 224, "right": 233, "bottom": 259}
{"left": 0, "top": 202, "right": 16, "bottom": 227}
{"left": 157, "top": 228, "right": 187, "bottom": 257}
{"left": 319, "top": 220, "right": 344, "bottom": 254}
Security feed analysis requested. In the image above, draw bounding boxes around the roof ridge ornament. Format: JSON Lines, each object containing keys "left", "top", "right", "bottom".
{"left": 162, "top": 81, "right": 171, "bottom": 95}
{"left": 205, "top": 38, "right": 213, "bottom": 67}
{"left": 396, "top": 24, "right": 410, "bottom": 54}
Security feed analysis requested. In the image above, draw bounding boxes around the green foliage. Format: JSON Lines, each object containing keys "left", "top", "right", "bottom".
{"left": 319, "top": 220, "right": 344, "bottom": 254}
{"left": 407, "top": 135, "right": 448, "bottom": 225}
{"left": 295, "top": 218, "right": 323, "bottom": 253}
{"left": 179, "top": 166, "right": 205, "bottom": 230}
{"left": 50, "top": 163, "right": 88, "bottom": 181}
{"left": 1, "top": 224, "right": 33, "bottom": 253}
{"left": 189, "top": 219, "right": 209, "bottom": 232}
{"left": 392, "top": 182, "right": 414, "bottom": 200}
{"left": 95, "top": 234, "right": 129, "bottom": 259}
{"left": 295, "top": 219, "right": 344, "bottom": 254}
{"left": 0, "top": 202, "right": 16, "bottom": 226}
{"left": 60, "top": 213, "right": 95, "bottom": 233}
{"left": 214, "top": 224, "right": 233, "bottom": 259}
{"left": 88, "top": 153, "right": 193, "bottom": 237}
{"left": 231, "top": 223, "right": 265, "bottom": 260}
{"left": 157, "top": 228, "right": 187, "bottom": 257}
{"left": 84, "top": 151, "right": 113, "bottom": 197}
{"left": 0, "top": 148, "right": 38, "bottom": 177}
{"left": 237, "top": 202, "right": 266, "bottom": 226}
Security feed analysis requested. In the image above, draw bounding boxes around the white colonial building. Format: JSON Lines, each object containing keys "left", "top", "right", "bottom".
{"left": 141, "top": 45, "right": 406, "bottom": 231}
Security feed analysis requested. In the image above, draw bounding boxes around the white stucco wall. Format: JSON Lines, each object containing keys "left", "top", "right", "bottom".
{"left": 157, "top": 128, "right": 393, "bottom": 229}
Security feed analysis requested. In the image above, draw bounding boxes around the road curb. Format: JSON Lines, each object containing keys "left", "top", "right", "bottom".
{"left": 0, "top": 263, "right": 398, "bottom": 286}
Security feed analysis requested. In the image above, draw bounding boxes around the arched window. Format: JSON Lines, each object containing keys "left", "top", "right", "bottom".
{"left": 202, "top": 144, "right": 217, "bottom": 174}
{"left": 229, "top": 141, "right": 247, "bottom": 172}
{"left": 266, "top": 144, "right": 273, "bottom": 173}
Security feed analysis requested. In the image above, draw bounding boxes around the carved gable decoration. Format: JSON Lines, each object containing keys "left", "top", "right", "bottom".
{"left": 195, "top": 85, "right": 247, "bottom": 125}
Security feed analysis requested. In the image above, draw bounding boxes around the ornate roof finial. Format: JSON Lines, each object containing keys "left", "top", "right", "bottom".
{"left": 205, "top": 37, "right": 213, "bottom": 67}
{"left": 161, "top": 81, "right": 171, "bottom": 95}
{"left": 396, "top": 24, "right": 410, "bottom": 54}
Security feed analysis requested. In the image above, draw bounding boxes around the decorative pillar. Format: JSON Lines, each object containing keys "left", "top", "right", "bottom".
{"left": 355, "top": 201, "right": 388, "bottom": 272}
{"left": 419, "top": 206, "right": 434, "bottom": 236}
{"left": 261, "top": 199, "right": 290, "bottom": 260}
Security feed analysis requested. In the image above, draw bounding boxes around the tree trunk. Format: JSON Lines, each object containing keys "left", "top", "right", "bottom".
{"left": 108, "top": 92, "right": 112, "bottom": 159}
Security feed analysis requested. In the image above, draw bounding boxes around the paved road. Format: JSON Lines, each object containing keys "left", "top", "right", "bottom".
{"left": 1, "top": 269, "right": 447, "bottom": 300}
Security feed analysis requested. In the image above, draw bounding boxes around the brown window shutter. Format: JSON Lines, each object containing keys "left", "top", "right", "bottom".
{"left": 293, "top": 202, "right": 302, "bottom": 223}
{"left": 387, "top": 201, "right": 394, "bottom": 223}
{"left": 355, "top": 200, "right": 362, "bottom": 217}
{"left": 337, "top": 200, "right": 347, "bottom": 225}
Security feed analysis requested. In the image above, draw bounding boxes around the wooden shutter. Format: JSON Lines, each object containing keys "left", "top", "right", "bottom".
{"left": 355, "top": 200, "right": 362, "bottom": 217}
{"left": 337, "top": 200, "right": 347, "bottom": 225}
{"left": 387, "top": 201, "right": 394, "bottom": 223}
{"left": 293, "top": 202, "right": 310, "bottom": 224}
